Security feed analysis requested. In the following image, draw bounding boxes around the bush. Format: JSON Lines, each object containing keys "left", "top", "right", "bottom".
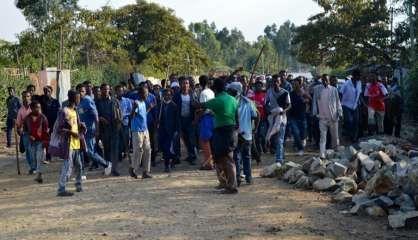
{"left": 0, "top": 69, "right": 30, "bottom": 126}
{"left": 406, "top": 64, "right": 418, "bottom": 122}
{"left": 72, "top": 64, "right": 126, "bottom": 87}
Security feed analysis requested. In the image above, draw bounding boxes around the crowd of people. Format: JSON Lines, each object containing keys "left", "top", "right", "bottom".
{"left": 4, "top": 69, "right": 404, "bottom": 196}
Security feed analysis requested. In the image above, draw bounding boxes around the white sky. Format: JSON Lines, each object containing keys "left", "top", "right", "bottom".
{"left": 1, "top": 0, "right": 322, "bottom": 43}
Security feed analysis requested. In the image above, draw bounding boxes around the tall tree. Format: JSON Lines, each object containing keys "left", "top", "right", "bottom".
{"left": 293, "top": 0, "right": 392, "bottom": 68}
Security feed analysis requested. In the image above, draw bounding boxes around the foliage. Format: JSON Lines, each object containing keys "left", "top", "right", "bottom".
{"left": 114, "top": 1, "right": 210, "bottom": 76}
{"left": 406, "top": 63, "right": 418, "bottom": 121}
{"left": 293, "top": 0, "right": 392, "bottom": 68}
{"left": 0, "top": 69, "right": 30, "bottom": 124}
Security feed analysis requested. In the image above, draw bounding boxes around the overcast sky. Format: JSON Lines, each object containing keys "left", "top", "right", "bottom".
{"left": 1, "top": 0, "right": 322, "bottom": 42}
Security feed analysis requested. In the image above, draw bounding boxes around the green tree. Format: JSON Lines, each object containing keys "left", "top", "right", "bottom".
{"left": 113, "top": 1, "right": 210, "bottom": 77}
{"left": 293, "top": 0, "right": 392, "bottom": 68}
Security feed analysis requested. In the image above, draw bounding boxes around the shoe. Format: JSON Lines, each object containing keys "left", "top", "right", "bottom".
{"left": 43, "top": 160, "right": 50, "bottom": 164}
{"left": 82, "top": 175, "right": 87, "bottom": 180}
{"left": 28, "top": 170, "right": 34, "bottom": 175}
{"left": 76, "top": 187, "right": 83, "bottom": 192}
{"left": 237, "top": 180, "right": 241, "bottom": 187}
{"left": 297, "top": 150, "right": 304, "bottom": 156}
{"left": 57, "top": 191, "right": 74, "bottom": 197}
{"left": 111, "top": 171, "right": 121, "bottom": 177}
{"left": 246, "top": 179, "right": 254, "bottom": 185}
{"left": 302, "top": 139, "right": 307, "bottom": 147}
{"left": 214, "top": 185, "right": 225, "bottom": 190}
{"left": 35, "top": 173, "right": 43, "bottom": 184}
{"left": 142, "top": 172, "right": 153, "bottom": 179}
{"left": 129, "top": 167, "right": 138, "bottom": 179}
{"left": 104, "top": 162, "right": 112, "bottom": 176}
{"left": 220, "top": 188, "right": 238, "bottom": 194}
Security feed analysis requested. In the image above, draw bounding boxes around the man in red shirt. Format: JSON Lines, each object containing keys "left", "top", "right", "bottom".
{"left": 23, "top": 101, "right": 49, "bottom": 183}
{"left": 250, "top": 80, "right": 267, "bottom": 160}
{"left": 364, "top": 73, "right": 388, "bottom": 134}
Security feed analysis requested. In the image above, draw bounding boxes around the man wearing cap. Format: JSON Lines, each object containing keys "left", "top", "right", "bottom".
{"left": 227, "top": 82, "right": 259, "bottom": 186}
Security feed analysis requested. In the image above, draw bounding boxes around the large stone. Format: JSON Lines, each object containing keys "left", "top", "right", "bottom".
{"left": 350, "top": 199, "right": 376, "bottom": 214}
{"left": 275, "top": 162, "right": 301, "bottom": 179}
{"left": 311, "top": 165, "right": 327, "bottom": 178}
{"left": 366, "top": 206, "right": 387, "bottom": 217}
{"left": 289, "top": 170, "right": 305, "bottom": 184}
{"left": 302, "top": 158, "right": 315, "bottom": 173}
{"left": 309, "top": 158, "right": 323, "bottom": 174}
{"left": 332, "top": 191, "right": 352, "bottom": 203}
{"left": 359, "top": 140, "right": 383, "bottom": 153}
{"left": 336, "top": 177, "right": 357, "bottom": 194}
{"left": 358, "top": 152, "right": 375, "bottom": 171}
{"left": 408, "top": 150, "right": 418, "bottom": 158}
{"left": 378, "top": 151, "right": 394, "bottom": 166}
{"left": 352, "top": 190, "right": 369, "bottom": 204}
{"left": 365, "top": 169, "right": 396, "bottom": 196}
{"left": 348, "top": 146, "right": 358, "bottom": 159}
{"left": 282, "top": 168, "right": 297, "bottom": 182}
{"left": 385, "top": 144, "right": 399, "bottom": 157}
{"left": 330, "top": 162, "right": 347, "bottom": 178}
{"left": 260, "top": 163, "right": 282, "bottom": 178}
{"left": 294, "top": 176, "right": 311, "bottom": 189}
{"left": 375, "top": 196, "right": 394, "bottom": 208}
{"left": 313, "top": 178, "right": 337, "bottom": 191}
{"left": 388, "top": 211, "right": 418, "bottom": 228}
{"left": 395, "top": 194, "right": 416, "bottom": 212}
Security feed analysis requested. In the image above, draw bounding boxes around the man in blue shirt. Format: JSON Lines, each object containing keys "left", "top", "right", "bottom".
{"left": 130, "top": 85, "right": 152, "bottom": 179}
{"left": 115, "top": 85, "right": 133, "bottom": 162}
{"left": 77, "top": 84, "right": 112, "bottom": 176}
{"left": 227, "top": 82, "right": 259, "bottom": 186}
{"left": 125, "top": 83, "right": 158, "bottom": 166}
{"left": 339, "top": 69, "right": 362, "bottom": 142}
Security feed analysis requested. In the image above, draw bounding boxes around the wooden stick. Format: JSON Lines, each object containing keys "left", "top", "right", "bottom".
{"left": 13, "top": 123, "right": 21, "bottom": 175}
{"left": 249, "top": 45, "right": 266, "bottom": 83}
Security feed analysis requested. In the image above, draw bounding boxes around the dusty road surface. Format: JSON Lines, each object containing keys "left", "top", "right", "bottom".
{"left": 1, "top": 145, "right": 418, "bottom": 240}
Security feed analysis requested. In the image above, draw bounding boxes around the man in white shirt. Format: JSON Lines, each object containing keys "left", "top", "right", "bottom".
{"left": 312, "top": 74, "right": 343, "bottom": 159}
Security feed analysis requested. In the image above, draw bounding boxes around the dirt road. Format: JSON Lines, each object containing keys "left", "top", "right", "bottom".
{"left": 1, "top": 146, "right": 418, "bottom": 240}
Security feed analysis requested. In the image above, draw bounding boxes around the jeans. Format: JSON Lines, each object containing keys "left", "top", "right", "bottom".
{"left": 85, "top": 136, "right": 108, "bottom": 168}
{"left": 275, "top": 123, "right": 287, "bottom": 163}
{"left": 101, "top": 127, "right": 120, "bottom": 173}
{"left": 255, "top": 119, "right": 267, "bottom": 154}
{"left": 234, "top": 138, "right": 252, "bottom": 183}
{"left": 6, "top": 118, "right": 14, "bottom": 147}
{"left": 319, "top": 119, "right": 339, "bottom": 158}
{"left": 159, "top": 130, "right": 174, "bottom": 168}
{"left": 289, "top": 118, "right": 307, "bottom": 151}
{"left": 119, "top": 125, "right": 130, "bottom": 161}
{"left": 342, "top": 106, "right": 359, "bottom": 141}
{"left": 58, "top": 149, "right": 82, "bottom": 193}
{"left": 31, "top": 141, "right": 44, "bottom": 173}
{"left": 180, "top": 116, "right": 196, "bottom": 159}
{"left": 22, "top": 133, "right": 34, "bottom": 171}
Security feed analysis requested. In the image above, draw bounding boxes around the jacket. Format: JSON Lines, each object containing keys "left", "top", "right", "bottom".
{"left": 173, "top": 91, "right": 198, "bottom": 120}
{"left": 49, "top": 107, "right": 86, "bottom": 160}
{"left": 312, "top": 84, "right": 343, "bottom": 121}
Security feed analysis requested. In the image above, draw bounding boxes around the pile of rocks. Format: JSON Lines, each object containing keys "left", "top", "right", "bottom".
{"left": 261, "top": 137, "right": 418, "bottom": 229}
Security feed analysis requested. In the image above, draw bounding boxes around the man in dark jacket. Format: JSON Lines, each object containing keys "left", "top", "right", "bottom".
{"left": 40, "top": 86, "right": 60, "bottom": 162}
{"left": 159, "top": 88, "right": 180, "bottom": 172}
{"left": 6, "top": 87, "right": 21, "bottom": 148}
{"left": 172, "top": 77, "right": 198, "bottom": 165}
